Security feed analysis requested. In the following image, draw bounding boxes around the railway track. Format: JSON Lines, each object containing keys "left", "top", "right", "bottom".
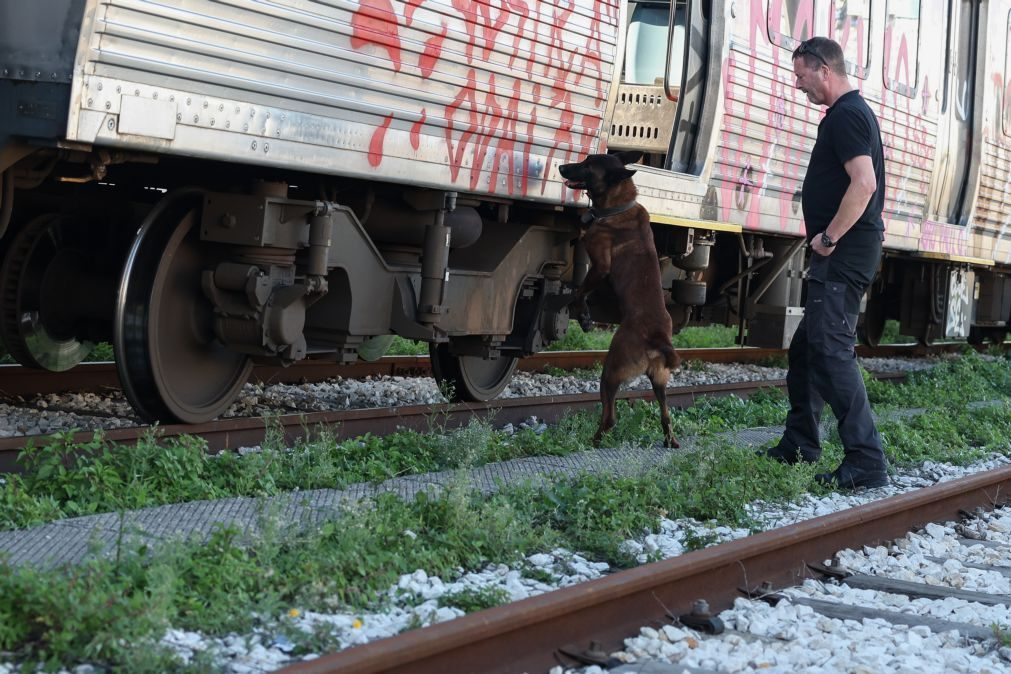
{"left": 0, "top": 343, "right": 972, "bottom": 398}
{"left": 0, "top": 372, "right": 907, "bottom": 473}
{"left": 0, "top": 341, "right": 969, "bottom": 470}
{"left": 279, "top": 466, "right": 1011, "bottom": 674}
{"left": 0, "top": 341, "right": 978, "bottom": 472}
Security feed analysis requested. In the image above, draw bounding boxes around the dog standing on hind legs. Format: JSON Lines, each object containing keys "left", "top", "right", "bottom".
{"left": 558, "top": 150, "right": 681, "bottom": 448}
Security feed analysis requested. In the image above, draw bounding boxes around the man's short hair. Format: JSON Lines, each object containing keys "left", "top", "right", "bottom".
{"left": 792, "top": 37, "right": 846, "bottom": 76}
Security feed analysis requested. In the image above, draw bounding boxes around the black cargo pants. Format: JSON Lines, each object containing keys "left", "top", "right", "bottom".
{"left": 776, "top": 231, "right": 885, "bottom": 468}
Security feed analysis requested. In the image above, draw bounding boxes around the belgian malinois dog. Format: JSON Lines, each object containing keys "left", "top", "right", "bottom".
{"left": 559, "top": 150, "right": 680, "bottom": 448}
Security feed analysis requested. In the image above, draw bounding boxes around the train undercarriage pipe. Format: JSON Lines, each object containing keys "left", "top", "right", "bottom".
{"left": 418, "top": 191, "right": 456, "bottom": 325}
{"left": 306, "top": 203, "right": 335, "bottom": 294}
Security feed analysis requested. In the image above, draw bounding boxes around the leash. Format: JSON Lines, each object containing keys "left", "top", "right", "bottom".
{"left": 580, "top": 200, "right": 638, "bottom": 225}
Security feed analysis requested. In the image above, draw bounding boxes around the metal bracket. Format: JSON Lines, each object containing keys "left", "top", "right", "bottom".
{"left": 807, "top": 560, "right": 853, "bottom": 580}
{"left": 677, "top": 599, "right": 725, "bottom": 634}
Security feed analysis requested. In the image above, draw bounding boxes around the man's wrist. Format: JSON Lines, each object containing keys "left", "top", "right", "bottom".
{"left": 820, "top": 231, "right": 836, "bottom": 248}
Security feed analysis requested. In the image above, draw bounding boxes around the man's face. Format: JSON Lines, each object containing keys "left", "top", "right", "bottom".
{"left": 793, "top": 57, "right": 828, "bottom": 105}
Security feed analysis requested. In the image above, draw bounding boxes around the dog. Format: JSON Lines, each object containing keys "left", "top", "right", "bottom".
{"left": 558, "top": 150, "right": 680, "bottom": 448}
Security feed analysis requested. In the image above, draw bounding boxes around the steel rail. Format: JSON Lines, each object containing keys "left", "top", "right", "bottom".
{"left": 0, "top": 375, "right": 857, "bottom": 471}
{"left": 280, "top": 465, "right": 1011, "bottom": 674}
{"left": 0, "top": 343, "right": 968, "bottom": 397}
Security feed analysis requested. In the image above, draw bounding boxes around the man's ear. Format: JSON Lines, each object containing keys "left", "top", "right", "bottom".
{"left": 614, "top": 150, "right": 644, "bottom": 166}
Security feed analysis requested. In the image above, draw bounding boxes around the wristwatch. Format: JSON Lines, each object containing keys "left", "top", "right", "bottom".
{"left": 820, "top": 232, "right": 836, "bottom": 248}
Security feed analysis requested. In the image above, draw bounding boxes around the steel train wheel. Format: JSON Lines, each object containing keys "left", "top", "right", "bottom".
{"left": 0, "top": 213, "right": 94, "bottom": 370}
{"left": 429, "top": 342, "right": 518, "bottom": 402}
{"left": 917, "top": 323, "right": 938, "bottom": 347}
{"left": 857, "top": 294, "right": 886, "bottom": 348}
{"left": 115, "top": 189, "right": 252, "bottom": 423}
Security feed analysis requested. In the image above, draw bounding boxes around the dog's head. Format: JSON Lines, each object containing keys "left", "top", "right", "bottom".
{"left": 558, "top": 150, "right": 643, "bottom": 202}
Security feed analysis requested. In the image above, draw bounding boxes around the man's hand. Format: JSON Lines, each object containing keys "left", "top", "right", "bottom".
{"left": 811, "top": 235, "right": 835, "bottom": 256}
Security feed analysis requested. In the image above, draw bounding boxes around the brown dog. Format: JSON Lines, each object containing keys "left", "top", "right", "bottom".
{"left": 559, "top": 150, "right": 680, "bottom": 448}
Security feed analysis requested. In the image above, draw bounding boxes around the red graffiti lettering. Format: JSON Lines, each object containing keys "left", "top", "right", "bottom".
{"left": 503, "top": 0, "right": 532, "bottom": 74}
{"left": 368, "top": 113, "right": 395, "bottom": 167}
{"left": 410, "top": 109, "right": 427, "bottom": 151}
{"left": 351, "top": 0, "right": 403, "bottom": 72}
{"left": 419, "top": 23, "right": 448, "bottom": 79}
{"left": 444, "top": 70, "right": 533, "bottom": 194}
{"left": 404, "top": 0, "right": 424, "bottom": 26}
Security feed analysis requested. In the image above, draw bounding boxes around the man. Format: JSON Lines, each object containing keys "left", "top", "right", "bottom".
{"left": 760, "top": 37, "right": 888, "bottom": 489}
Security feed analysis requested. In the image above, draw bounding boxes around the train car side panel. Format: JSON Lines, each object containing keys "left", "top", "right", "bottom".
{"left": 66, "top": 0, "right": 618, "bottom": 204}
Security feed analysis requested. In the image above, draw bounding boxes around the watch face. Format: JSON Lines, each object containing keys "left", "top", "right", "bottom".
{"left": 821, "top": 233, "right": 833, "bottom": 247}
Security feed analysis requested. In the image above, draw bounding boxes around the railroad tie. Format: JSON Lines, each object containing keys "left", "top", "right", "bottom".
{"left": 781, "top": 595, "right": 995, "bottom": 642}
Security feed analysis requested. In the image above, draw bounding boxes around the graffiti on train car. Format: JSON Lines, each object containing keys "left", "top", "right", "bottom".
{"left": 714, "top": 0, "right": 948, "bottom": 249}
{"left": 349, "top": 0, "right": 618, "bottom": 199}
{"left": 921, "top": 219, "right": 971, "bottom": 258}
{"left": 984, "top": 64, "right": 1011, "bottom": 264}
{"left": 714, "top": 0, "right": 821, "bottom": 234}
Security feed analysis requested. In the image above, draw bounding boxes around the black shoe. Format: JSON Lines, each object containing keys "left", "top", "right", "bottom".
{"left": 757, "top": 445, "right": 818, "bottom": 465}
{"left": 815, "top": 462, "right": 889, "bottom": 489}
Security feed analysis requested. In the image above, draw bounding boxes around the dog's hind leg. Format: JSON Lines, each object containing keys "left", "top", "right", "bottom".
{"left": 648, "top": 362, "right": 678, "bottom": 448}
{"left": 592, "top": 346, "right": 628, "bottom": 447}
{"left": 593, "top": 369, "right": 619, "bottom": 447}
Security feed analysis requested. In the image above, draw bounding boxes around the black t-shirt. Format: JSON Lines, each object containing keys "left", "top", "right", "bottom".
{"left": 801, "top": 90, "right": 885, "bottom": 239}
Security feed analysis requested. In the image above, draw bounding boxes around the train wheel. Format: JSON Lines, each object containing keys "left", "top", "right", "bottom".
{"left": 115, "top": 189, "right": 252, "bottom": 423}
{"left": 918, "top": 323, "right": 938, "bottom": 347}
{"left": 857, "top": 294, "right": 886, "bottom": 347}
{"left": 430, "top": 342, "right": 518, "bottom": 402}
{"left": 968, "top": 326, "right": 1006, "bottom": 346}
{"left": 0, "top": 213, "right": 94, "bottom": 370}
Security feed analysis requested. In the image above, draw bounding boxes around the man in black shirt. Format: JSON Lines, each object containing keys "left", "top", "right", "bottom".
{"left": 760, "top": 37, "right": 888, "bottom": 489}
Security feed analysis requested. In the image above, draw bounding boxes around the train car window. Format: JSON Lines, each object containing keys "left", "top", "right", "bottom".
{"left": 884, "top": 0, "right": 921, "bottom": 96}
{"left": 830, "top": 0, "right": 872, "bottom": 78}
{"left": 768, "top": 0, "right": 817, "bottom": 49}
{"left": 1004, "top": 10, "right": 1011, "bottom": 136}
{"left": 624, "top": 1, "right": 686, "bottom": 87}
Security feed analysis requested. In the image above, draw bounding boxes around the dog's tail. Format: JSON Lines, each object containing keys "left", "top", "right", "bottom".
{"left": 650, "top": 337, "right": 680, "bottom": 370}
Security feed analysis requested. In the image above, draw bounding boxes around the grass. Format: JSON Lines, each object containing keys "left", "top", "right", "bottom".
{"left": 0, "top": 387, "right": 791, "bottom": 531}
{"left": 0, "top": 437, "right": 813, "bottom": 670}
{"left": 545, "top": 322, "right": 739, "bottom": 352}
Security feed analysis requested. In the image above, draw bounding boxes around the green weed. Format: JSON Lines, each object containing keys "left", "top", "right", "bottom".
{"left": 439, "top": 586, "right": 511, "bottom": 612}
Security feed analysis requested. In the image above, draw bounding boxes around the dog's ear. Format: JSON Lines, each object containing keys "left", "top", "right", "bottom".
{"left": 609, "top": 167, "right": 637, "bottom": 182}
{"left": 614, "top": 150, "right": 644, "bottom": 166}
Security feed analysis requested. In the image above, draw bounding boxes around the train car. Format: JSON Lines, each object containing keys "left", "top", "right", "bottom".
{"left": 0, "top": 0, "right": 1008, "bottom": 424}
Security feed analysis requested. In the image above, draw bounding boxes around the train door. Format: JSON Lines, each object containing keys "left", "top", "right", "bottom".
{"left": 965, "top": 0, "right": 1011, "bottom": 343}
{"left": 592, "top": 1, "right": 731, "bottom": 334}
{"left": 606, "top": 0, "right": 716, "bottom": 175}
{"left": 936, "top": 0, "right": 980, "bottom": 226}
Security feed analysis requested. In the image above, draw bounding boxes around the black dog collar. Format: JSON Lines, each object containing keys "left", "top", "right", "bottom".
{"left": 580, "top": 200, "right": 638, "bottom": 225}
